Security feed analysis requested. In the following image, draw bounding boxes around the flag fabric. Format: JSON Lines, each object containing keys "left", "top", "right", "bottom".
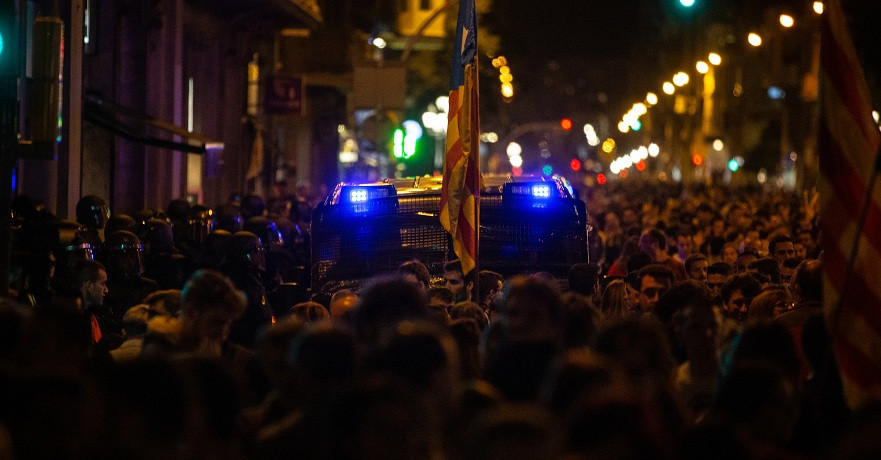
{"left": 246, "top": 128, "right": 264, "bottom": 181}
{"left": 440, "top": 0, "right": 482, "bottom": 275}
{"left": 818, "top": 0, "right": 881, "bottom": 409}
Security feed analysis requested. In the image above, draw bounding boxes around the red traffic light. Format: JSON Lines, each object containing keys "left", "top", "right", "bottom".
{"left": 597, "top": 173, "right": 607, "bottom": 185}
{"left": 691, "top": 154, "right": 704, "bottom": 166}
{"left": 570, "top": 158, "right": 582, "bottom": 171}
{"left": 560, "top": 118, "right": 573, "bottom": 130}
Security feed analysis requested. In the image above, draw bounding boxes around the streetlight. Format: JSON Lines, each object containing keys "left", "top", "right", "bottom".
{"left": 663, "top": 81, "right": 675, "bottom": 95}
{"left": 673, "top": 72, "right": 690, "bottom": 86}
{"left": 646, "top": 92, "right": 658, "bottom": 105}
{"left": 813, "top": 2, "right": 824, "bottom": 14}
{"left": 695, "top": 61, "right": 709, "bottom": 74}
{"left": 708, "top": 52, "right": 722, "bottom": 66}
{"left": 779, "top": 14, "right": 794, "bottom": 28}
{"left": 501, "top": 83, "right": 514, "bottom": 98}
{"left": 506, "top": 142, "right": 522, "bottom": 157}
{"left": 748, "top": 32, "right": 762, "bottom": 47}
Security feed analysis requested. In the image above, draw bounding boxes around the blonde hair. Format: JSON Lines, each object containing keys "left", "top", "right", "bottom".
{"left": 600, "top": 279, "right": 630, "bottom": 321}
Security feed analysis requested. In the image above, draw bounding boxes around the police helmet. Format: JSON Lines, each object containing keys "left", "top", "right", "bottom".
{"left": 104, "top": 230, "right": 146, "bottom": 279}
{"left": 243, "top": 216, "right": 284, "bottom": 248}
{"left": 226, "top": 231, "right": 266, "bottom": 272}
{"left": 186, "top": 205, "right": 215, "bottom": 244}
{"left": 76, "top": 195, "right": 110, "bottom": 230}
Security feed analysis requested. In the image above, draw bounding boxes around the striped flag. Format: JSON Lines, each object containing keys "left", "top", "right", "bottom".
{"left": 818, "top": 0, "right": 881, "bottom": 409}
{"left": 440, "top": 0, "right": 482, "bottom": 275}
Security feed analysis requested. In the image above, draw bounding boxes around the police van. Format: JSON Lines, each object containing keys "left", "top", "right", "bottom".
{"left": 310, "top": 174, "right": 590, "bottom": 294}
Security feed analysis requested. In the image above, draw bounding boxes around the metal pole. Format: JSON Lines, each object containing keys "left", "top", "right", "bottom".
{"left": 0, "top": 0, "right": 22, "bottom": 295}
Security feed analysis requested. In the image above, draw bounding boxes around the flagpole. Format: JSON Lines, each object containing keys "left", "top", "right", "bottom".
{"left": 472, "top": 57, "right": 480, "bottom": 303}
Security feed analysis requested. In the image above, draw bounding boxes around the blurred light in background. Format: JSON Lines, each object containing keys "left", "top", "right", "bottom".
{"left": 779, "top": 14, "right": 794, "bottom": 28}
{"left": 748, "top": 32, "right": 762, "bottom": 47}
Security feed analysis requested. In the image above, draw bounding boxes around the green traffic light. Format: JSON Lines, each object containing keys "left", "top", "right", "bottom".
{"left": 679, "top": 0, "right": 695, "bottom": 7}
{"left": 728, "top": 158, "right": 739, "bottom": 172}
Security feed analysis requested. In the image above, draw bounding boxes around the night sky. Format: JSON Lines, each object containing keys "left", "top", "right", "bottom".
{"left": 482, "top": 0, "right": 881, "bottom": 121}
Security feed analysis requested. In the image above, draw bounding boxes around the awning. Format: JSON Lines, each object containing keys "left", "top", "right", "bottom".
{"left": 83, "top": 94, "right": 223, "bottom": 154}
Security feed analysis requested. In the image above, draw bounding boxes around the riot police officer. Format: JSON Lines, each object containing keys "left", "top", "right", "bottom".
{"left": 102, "top": 230, "right": 158, "bottom": 336}
{"left": 219, "top": 231, "right": 272, "bottom": 348}
{"left": 76, "top": 195, "right": 110, "bottom": 261}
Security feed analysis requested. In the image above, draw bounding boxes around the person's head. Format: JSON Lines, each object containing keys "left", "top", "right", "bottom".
{"left": 184, "top": 205, "right": 214, "bottom": 246}
{"left": 768, "top": 235, "right": 795, "bottom": 266}
{"left": 166, "top": 199, "right": 191, "bottom": 227}
{"left": 499, "top": 275, "right": 565, "bottom": 343}
{"left": 747, "top": 257, "right": 782, "bottom": 286}
{"left": 355, "top": 275, "right": 431, "bottom": 344}
{"left": 224, "top": 231, "right": 266, "bottom": 272}
{"left": 75, "top": 195, "right": 109, "bottom": 230}
{"left": 428, "top": 286, "right": 456, "bottom": 311}
{"left": 721, "top": 274, "right": 762, "bottom": 322}
{"left": 179, "top": 269, "right": 247, "bottom": 344}
{"left": 695, "top": 202, "right": 713, "bottom": 223}
{"left": 398, "top": 259, "right": 431, "bottom": 292}
{"left": 734, "top": 249, "right": 759, "bottom": 274}
{"left": 685, "top": 254, "right": 709, "bottom": 283}
{"left": 706, "top": 262, "right": 732, "bottom": 300}
{"left": 676, "top": 229, "right": 696, "bottom": 259}
{"left": 747, "top": 287, "right": 791, "bottom": 324}
{"left": 198, "top": 229, "right": 231, "bottom": 269}
{"left": 722, "top": 243, "right": 739, "bottom": 268}
{"left": 329, "top": 289, "right": 359, "bottom": 319}
{"left": 443, "top": 259, "right": 474, "bottom": 302}
{"left": 105, "top": 214, "right": 136, "bottom": 238}
{"left": 638, "top": 229, "right": 668, "bottom": 262}
{"left": 243, "top": 216, "right": 285, "bottom": 250}
{"left": 71, "top": 259, "right": 108, "bottom": 309}
{"left": 621, "top": 208, "right": 638, "bottom": 228}
{"left": 288, "top": 301, "right": 330, "bottom": 322}
{"left": 142, "top": 289, "right": 183, "bottom": 317}
{"left": 780, "top": 257, "right": 801, "bottom": 286}
{"left": 140, "top": 218, "right": 176, "bottom": 257}
{"left": 568, "top": 263, "right": 601, "bottom": 301}
{"left": 449, "top": 301, "right": 488, "bottom": 331}
{"left": 239, "top": 194, "right": 266, "bottom": 220}
{"left": 476, "top": 270, "right": 503, "bottom": 307}
{"left": 796, "top": 230, "right": 814, "bottom": 256}
{"left": 600, "top": 278, "right": 631, "bottom": 321}
{"left": 212, "top": 203, "right": 244, "bottom": 233}
{"left": 104, "top": 230, "right": 146, "bottom": 280}
{"left": 790, "top": 259, "right": 822, "bottom": 304}
{"left": 636, "top": 264, "right": 675, "bottom": 313}
{"left": 666, "top": 281, "right": 718, "bottom": 363}
{"left": 591, "top": 315, "right": 676, "bottom": 393}
{"left": 561, "top": 292, "right": 602, "bottom": 349}
{"left": 604, "top": 211, "right": 621, "bottom": 233}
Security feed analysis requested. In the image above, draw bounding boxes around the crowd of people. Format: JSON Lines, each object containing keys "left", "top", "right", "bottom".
{"left": 0, "top": 179, "right": 879, "bottom": 459}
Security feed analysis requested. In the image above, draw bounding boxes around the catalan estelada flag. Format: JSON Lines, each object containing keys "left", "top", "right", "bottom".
{"left": 818, "top": 0, "right": 881, "bottom": 409}
{"left": 440, "top": 0, "right": 482, "bottom": 275}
